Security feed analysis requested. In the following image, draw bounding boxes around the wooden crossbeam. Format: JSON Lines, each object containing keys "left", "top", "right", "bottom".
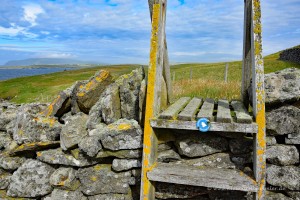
{"left": 197, "top": 98, "right": 215, "bottom": 121}
{"left": 216, "top": 99, "right": 232, "bottom": 123}
{"left": 159, "top": 97, "right": 190, "bottom": 119}
{"left": 231, "top": 101, "right": 253, "bottom": 123}
{"left": 178, "top": 97, "right": 202, "bottom": 121}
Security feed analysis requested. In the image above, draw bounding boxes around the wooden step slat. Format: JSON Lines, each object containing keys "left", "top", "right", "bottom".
{"left": 197, "top": 98, "right": 215, "bottom": 121}
{"left": 147, "top": 163, "right": 258, "bottom": 192}
{"left": 159, "top": 97, "right": 191, "bottom": 120}
{"left": 178, "top": 97, "right": 202, "bottom": 121}
{"left": 216, "top": 99, "right": 232, "bottom": 123}
{"left": 150, "top": 119, "right": 258, "bottom": 133}
{"left": 231, "top": 101, "right": 253, "bottom": 124}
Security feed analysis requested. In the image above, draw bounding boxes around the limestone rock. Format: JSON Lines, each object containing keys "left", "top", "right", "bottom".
{"left": 254, "top": 68, "right": 300, "bottom": 106}
{"left": 158, "top": 142, "right": 173, "bottom": 152}
{"left": 230, "top": 153, "right": 253, "bottom": 167}
{"left": 285, "top": 135, "right": 300, "bottom": 145}
{"left": 266, "top": 106, "right": 300, "bottom": 136}
{"left": 76, "top": 70, "right": 113, "bottom": 113}
{"left": 267, "top": 165, "right": 300, "bottom": 190}
{"left": 118, "top": 67, "right": 145, "bottom": 121}
{"left": 86, "top": 102, "right": 103, "bottom": 130}
{"left": 155, "top": 182, "right": 208, "bottom": 199}
{"left": 9, "top": 141, "right": 60, "bottom": 156}
{"left": 158, "top": 149, "right": 181, "bottom": 163}
{"left": 7, "top": 159, "right": 55, "bottom": 198}
{"left": 60, "top": 112, "right": 88, "bottom": 150}
{"left": 138, "top": 79, "right": 146, "bottom": 126}
{"left": 50, "top": 167, "right": 80, "bottom": 191}
{"left": 0, "top": 132, "right": 12, "bottom": 151}
{"left": 266, "top": 145, "right": 299, "bottom": 165}
{"left": 0, "top": 169, "right": 11, "bottom": 189}
{"left": 76, "top": 164, "right": 132, "bottom": 195}
{"left": 100, "top": 119, "right": 143, "bottom": 150}
{"left": 265, "top": 191, "right": 292, "bottom": 200}
{"left": 96, "top": 149, "right": 142, "bottom": 159}
{"left": 229, "top": 137, "right": 253, "bottom": 154}
{"left": 98, "top": 83, "right": 121, "bottom": 124}
{"left": 0, "top": 106, "right": 16, "bottom": 132}
{"left": 112, "top": 159, "right": 141, "bottom": 172}
{"left": 0, "top": 154, "right": 26, "bottom": 171}
{"left": 13, "top": 104, "right": 61, "bottom": 144}
{"left": 44, "top": 189, "right": 87, "bottom": 200}
{"left": 286, "top": 191, "right": 300, "bottom": 200}
{"left": 175, "top": 133, "right": 228, "bottom": 157}
{"left": 0, "top": 189, "right": 32, "bottom": 200}
{"left": 37, "top": 148, "right": 99, "bottom": 167}
{"left": 176, "top": 153, "right": 236, "bottom": 169}
{"left": 266, "top": 136, "right": 277, "bottom": 146}
{"left": 87, "top": 193, "right": 132, "bottom": 200}
{"left": 79, "top": 136, "right": 102, "bottom": 157}
{"left": 208, "top": 190, "right": 253, "bottom": 200}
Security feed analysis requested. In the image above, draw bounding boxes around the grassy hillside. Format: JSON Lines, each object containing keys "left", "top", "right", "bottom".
{"left": 0, "top": 49, "right": 299, "bottom": 104}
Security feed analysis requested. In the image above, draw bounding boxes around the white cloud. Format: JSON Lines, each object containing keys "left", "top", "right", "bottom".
{"left": 35, "top": 52, "right": 76, "bottom": 59}
{"left": 22, "top": 4, "right": 44, "bottom": 27}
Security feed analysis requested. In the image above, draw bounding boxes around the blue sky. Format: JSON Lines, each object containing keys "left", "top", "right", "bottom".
{"left": 0, "top": 0, "right": 299, "bottom": 65}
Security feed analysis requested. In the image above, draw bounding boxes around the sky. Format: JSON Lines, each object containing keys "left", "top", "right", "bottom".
{"left": 0, "top": 0, "right": 299, "bottom": 65}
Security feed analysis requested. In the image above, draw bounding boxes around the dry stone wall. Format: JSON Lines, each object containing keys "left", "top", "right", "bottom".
{"left": 0, "top": 67, "right": 299, "bottom": 200}
{"left": 279, "top": 47, "right": 300, "bottom": 64}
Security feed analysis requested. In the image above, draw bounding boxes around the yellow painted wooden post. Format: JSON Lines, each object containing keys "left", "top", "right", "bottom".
{"left": 148, "top": 0, "right": 172, "bottom": 104}
{"left": 140, "top": 0, "right": 167, "bottom": 199}
{"left": 250, "top": 0, "right": 266, "bottom": 199}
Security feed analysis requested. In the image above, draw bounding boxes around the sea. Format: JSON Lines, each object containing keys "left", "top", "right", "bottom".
{"left": 0, "top": 68, "right": 76, "bottom": 81}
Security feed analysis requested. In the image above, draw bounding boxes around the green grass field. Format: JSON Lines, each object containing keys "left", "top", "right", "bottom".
{"left": 0, "top": 50, "right": 299, "bottom": 104}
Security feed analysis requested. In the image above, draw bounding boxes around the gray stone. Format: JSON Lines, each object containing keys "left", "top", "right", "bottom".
{"left": 265, "top": 191, "right": 292, "bottom": 200}
{"left": 0, "top": 154, "right": 26, "bottom": 171}
{"left": 76, "top": 70, "right": 113, "bottom": 113}
{"left": 98, "top": 83, "right": 121, "bottom": 124}
{"left": 0, "top": 168, "right": 11, "bottom": 189}
{"left": 44, "top": 189, "right": 87, "bottom": 200}
{"left": 8, "top": 141, "right": 60, "bottom": 156}
{"left": 229, "top": 137, "right": 253, "bottom": 154}
{"left": 76, "top": 164, "right": 132, "bottom": 195}
{"left": 230, "top": 153, "right": 253, "bottom": 167}
{"left": 96, "top": 149, "right": 142, "bottom": 159}
{"left": 266, "top": 145, "right": 299, "bottom": 165}
{"left": 257, "top": 68, "right": 300, "bottom": 106}
{"left": 100, "top": 119, "right": 143, "bottom": 150}
{"left": 86, "top": 102, "right": 103, "bottom": 130}
{"left": 7, "top": 159, "right": 55, "bottom": 198}
{"left": 286, "top": 136, "right": 300, "bottom": 145}
{"left": 12, "top": 104, "right": 61, "bottom": 144}
{"left": 87, "top": 193, "right": 132, "bottom": 200}
{"left": 158, "top": 142, "right": 173, "bottom": 151}
{"left": 0, "top": 132, "right": 12, "bottom": 150}
{"left": 158, "top": 149, "right": 181, "bottom": 163}
{"left": 79, "top": 136, "right": 102, "bottom": 157}
{"left": 138, "top": 79, "right": 146, "bottom": 125}
{"left": 118, "top": 67, "right": 145, "bottom": 121}
{"left": 176, "top": 153, "right": 236, "bottom": 169}
{"left": 286, "top": 191, "right": 300, "bottom": 200}
{"left": 112, "top": 159, "right": 141, "bottom": 172}
{"left": 155, "top": 182, "right": 208, "bottom": 199}
{"left": 267, "top": 165, "right": 300, "bottom": 190}
{"left": 175, "top": 133, "right": 228, "bottom": 157}
{"left": 60, "top": 112, "right": 88, "bottom": 150}
{"left": 37, "top": 148, "right": 99, "bottom": 167}
{"left": 50, "top": 167, "right": 80, "bottom": 191}
{"left": 267, "top": 136, "right": 277, "bottom": 146}
{"left": 0, "top": 106, "right": 16, "bottom": 132}
{"left": 208, "top": 190, "right": 253, "bottom": 200}
{"left": 266, "top": 106, "right": 300, "bottom": 136}
{"left": 70, "top": 81, "right": 87, "bottom": 115}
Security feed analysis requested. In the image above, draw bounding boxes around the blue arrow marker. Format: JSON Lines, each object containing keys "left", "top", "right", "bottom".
{"left": 196, "top": 118, "right": 210, "bottom": 132}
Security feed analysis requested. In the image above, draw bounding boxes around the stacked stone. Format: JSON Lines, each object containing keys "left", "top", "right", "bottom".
{"left": 279, "top": 46, "right": 300, "bottom": 64}
{"left": 0, "top": 67, "right": 145, "bottom": 200}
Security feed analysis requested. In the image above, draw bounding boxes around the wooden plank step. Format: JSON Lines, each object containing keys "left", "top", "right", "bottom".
{"left": 159, "top": 97, "right": 191, "bottom": 120}
{"left": 231, "top": 101, "right": 253, "bottom": 124}
{"left": 147, "top": 163, "right": 258, "bottom": 192}
{"left": 197, "top": 98, "right": 215, "bottom": 121}
{"left": 216, "top": 99, "right": 232, "bottom": 123}
{"left": 178, "top": 97, "right": 202, "bottom": 121}
{"left": 150, "top": 119, "right": 258, "bottom": 133}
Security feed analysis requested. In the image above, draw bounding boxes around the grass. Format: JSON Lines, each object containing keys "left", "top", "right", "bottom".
{"left": 0, "top": 49, "right": 299, "bottom": 104}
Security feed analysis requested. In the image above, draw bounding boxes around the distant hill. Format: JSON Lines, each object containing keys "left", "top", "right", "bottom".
{"left": 3, "top": 58, "right": 100, "bottom": 67}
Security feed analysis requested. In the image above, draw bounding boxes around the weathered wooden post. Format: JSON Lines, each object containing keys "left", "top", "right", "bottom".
{"left": 141, "top": 0, "right": 167, "bottom": 199}
{"left": 242, "top": 0, "right": 266, "bottom": 199}
{"left": 173, "top": 71, "right": 175, "bottom": 82}
{"left": 224, "top": 63, "right": 229, "bottom": 82}
{"left": 189, "top": 67, "right": 193, "bottom": 80}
